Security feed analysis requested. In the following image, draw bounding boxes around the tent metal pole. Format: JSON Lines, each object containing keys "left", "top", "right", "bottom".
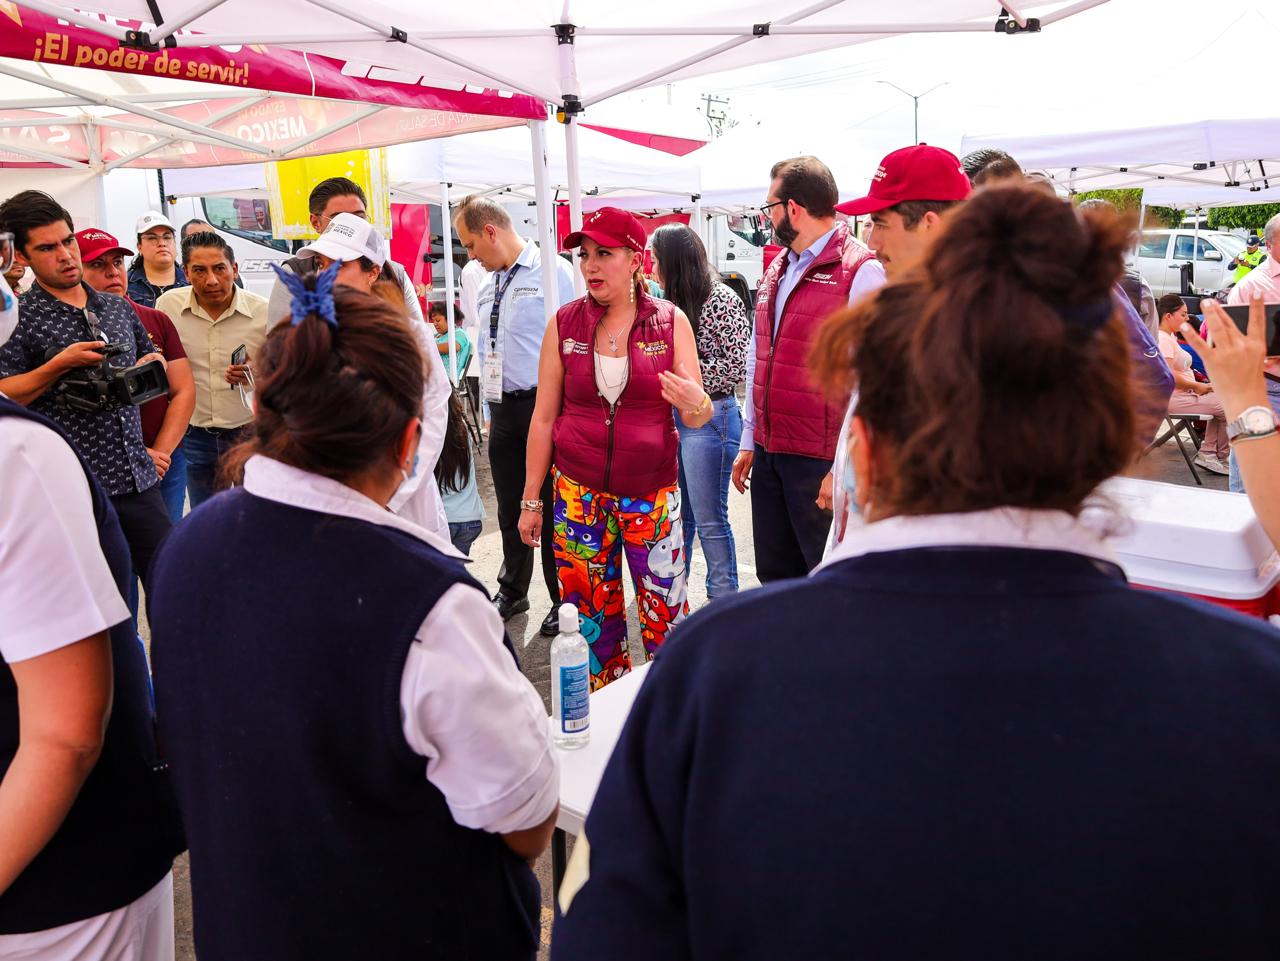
{"left": 581, "top": 0, "right": 844, "bottom": 108}
{"left": 0, "top": 63, "right": 272, "bottom": 155}
{"left": 440, "top": 181, "right": 459, "bottom": 386}
{"left": 270, "top": 105, "right": 384, "bottom": 157}
{"left": 101, "top": 96, "right": 270, "bottom": 171}
{"left": 529, "top": 119, "right": 562, "bottom": 320}
{"left": 565, "top": 115, "right": 585, "bottom": 298}
{"left": 0, "top": 91, "right": 263, "bottom": 110}
{"left": 691, "top": 196, "right": 704, "bottom": 246}
{"left": 0, "top": 141, "right": 90, "bottom": 168}
{"left": 148, "top": 0, "right": 240, "bottom": 43}
{"left": 8, "top": 0, "right": 129, "bottom": 38}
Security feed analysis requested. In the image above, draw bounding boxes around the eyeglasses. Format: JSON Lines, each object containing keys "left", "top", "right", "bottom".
{"left": 0, "top": 232, "right": 12, "bottom": 273}
{"left": 760, "top": 200, "right": 785, "bottom": 218}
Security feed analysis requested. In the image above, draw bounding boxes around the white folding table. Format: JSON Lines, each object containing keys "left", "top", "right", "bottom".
{"left": 549, "top": 661, "right": 651, "bottom": 890}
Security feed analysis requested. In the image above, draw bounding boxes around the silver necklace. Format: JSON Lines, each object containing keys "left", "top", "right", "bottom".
{"left": 601, "top": 320, "right": 630, "bottom": 355}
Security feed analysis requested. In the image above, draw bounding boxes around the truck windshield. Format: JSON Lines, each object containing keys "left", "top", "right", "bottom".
{"left": 201, "top": 198, "right": 291, "bottom": 253}
{"left": 727, "top": 213, "right": 768, "bottom": 248}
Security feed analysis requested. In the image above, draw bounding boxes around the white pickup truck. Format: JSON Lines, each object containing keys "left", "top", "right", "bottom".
{"left": 1134, "top": 229, "right": 1249, "bottom": 297}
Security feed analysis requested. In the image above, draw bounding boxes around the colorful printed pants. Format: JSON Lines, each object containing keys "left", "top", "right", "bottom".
{"left": 552, "top": 469, "right": 689, "bottom": 690}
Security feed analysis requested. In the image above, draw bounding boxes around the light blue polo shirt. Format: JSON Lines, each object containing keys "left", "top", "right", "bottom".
{"left": 474, "top": 240, "right": 576, "bottom": 395}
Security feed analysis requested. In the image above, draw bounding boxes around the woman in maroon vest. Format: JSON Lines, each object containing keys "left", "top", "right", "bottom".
{"left": 519, "top": 208, "right": 713, "bottom": 689}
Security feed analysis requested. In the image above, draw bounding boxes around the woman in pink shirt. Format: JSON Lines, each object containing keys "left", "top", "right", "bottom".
{"left": 1157, "top": 293, "right": 1229, "bottom": 474}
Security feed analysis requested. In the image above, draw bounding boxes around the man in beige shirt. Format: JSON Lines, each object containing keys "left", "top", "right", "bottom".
{"left": 156, "top": 231, "right": 269, "bottom": 508}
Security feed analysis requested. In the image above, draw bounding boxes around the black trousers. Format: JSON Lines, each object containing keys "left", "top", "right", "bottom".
{"left": 750, "top": 444, "right": 832, "bottom": 582}
{"left": 488, "top": 391, "right": 558, "bottom": 604}
{"left": 110, "top": 484, "right": 173, "bottom": 595}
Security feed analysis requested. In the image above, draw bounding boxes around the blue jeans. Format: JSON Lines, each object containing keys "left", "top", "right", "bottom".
{"left": 185, "top": 425, "right": 249, "bottom": 509}
{"left": 449, "top": 519, "right": 483, "bottom": 557}
{"left": 158, "top": 442, "right": 188, "bottom": 522}
{"left": 677, "top": 395, "right": 741, "bottom": 597}
{"left": 1229, "top": 380, "right": 1280, "bottom": 493}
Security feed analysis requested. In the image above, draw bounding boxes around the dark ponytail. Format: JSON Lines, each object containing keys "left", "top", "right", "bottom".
{"left": 222, "top": 278, "right": 425, "bottom": 487}
{"left": 812, "top": 183, "right": 1139, "bottom": 517}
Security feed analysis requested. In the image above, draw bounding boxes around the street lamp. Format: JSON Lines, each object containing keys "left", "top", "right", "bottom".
{"left": 876, "top": 81, "right": 950, "bottom": 145}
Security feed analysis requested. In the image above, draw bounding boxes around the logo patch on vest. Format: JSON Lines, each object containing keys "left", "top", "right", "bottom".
{"left": 805, "top": 271, "right": 838, "bottom": 285}
{"left": 636, "top": 340, "right": 669, "bottom": 357}
{"left": 562, "top": 338, "right": 588, "bottom": 355}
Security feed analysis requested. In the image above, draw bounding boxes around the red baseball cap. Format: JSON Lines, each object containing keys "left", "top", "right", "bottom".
{"left": 836, "top": 144, "right": 971, "bottom": 216}
{"left": 563, "top": 207, "right": 646, "bottom": 253}
{"left": 75, "top": 228, "right": 134, "bottom": 263}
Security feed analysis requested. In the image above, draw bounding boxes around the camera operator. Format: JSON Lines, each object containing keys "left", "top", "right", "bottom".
{"left": 0, "top": 191, "right": 171, "bottom": 593}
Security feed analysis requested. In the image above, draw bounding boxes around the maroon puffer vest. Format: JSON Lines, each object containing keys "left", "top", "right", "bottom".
{"left": 752, "top": 222, "right": 874, "bottom": 460}
{"left": 552, "top": 293, "right": 678, "bottom": 497}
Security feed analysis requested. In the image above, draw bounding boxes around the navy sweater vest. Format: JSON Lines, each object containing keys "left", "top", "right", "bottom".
{"left": 554, "top": 547, "right": 1280, "bottom": 960}
{"left": 148, "top": 486, "right": 539, "bottom": 961}
{"left": 0, "top": 398, "right": 181, "bottom": 933}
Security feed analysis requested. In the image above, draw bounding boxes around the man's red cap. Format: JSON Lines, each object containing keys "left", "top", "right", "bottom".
{"left": 75, "top": 228, "right": 134, "bottom": 263}
{"left": 562, "top": 207, "right": 646, "bottom": 253}
{"left": 836, "top": 144, "right": 971, "bottom": 216}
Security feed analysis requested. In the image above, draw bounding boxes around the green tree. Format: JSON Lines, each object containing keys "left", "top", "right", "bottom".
{"left": 1073, "top": 189, "right": 1182, "bottom": 226}
{"left": 1207, "top": 203, "right": 1280, "bottom": 231}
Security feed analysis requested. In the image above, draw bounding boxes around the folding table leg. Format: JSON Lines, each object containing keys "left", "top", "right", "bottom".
{"left": 552, "top": 828, "right": 568, "bottom": 898}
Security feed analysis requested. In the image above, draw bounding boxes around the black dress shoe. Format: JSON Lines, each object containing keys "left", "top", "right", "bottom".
{"left": 494, "top": 592, "right": 530, "bottom": 621}
{"left": 540, "top": 607, "right": 561, "bottom": 637}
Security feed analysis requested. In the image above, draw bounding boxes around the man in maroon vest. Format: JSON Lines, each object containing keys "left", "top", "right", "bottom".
{"left": 731, "top": 156, "right": 883, "bottom": 581}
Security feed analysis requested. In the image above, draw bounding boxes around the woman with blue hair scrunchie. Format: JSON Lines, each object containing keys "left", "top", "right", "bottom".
{"left": 148, "top": 272, "right": 559, "bottom": 961}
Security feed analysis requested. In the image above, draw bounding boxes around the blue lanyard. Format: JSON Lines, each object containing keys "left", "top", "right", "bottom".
{"left": 488, "top": 266, "right": 520, "bottom": 346}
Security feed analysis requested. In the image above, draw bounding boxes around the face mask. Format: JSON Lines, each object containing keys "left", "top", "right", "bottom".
{"left": 0, "top": 273, "right": 17, "bottom": 349}
{"left": 773, "top": 208, "right": 799, "bottom": 248}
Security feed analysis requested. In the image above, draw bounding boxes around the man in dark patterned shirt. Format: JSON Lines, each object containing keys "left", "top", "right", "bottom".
{"left": 0, "top": 191, "right": 172, "bottom": 593}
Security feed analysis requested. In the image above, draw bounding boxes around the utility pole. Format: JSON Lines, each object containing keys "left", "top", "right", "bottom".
{"left": 701, "top": 93, "right": 731, "bottom": 139}
{"left": 876, "top": 81, "right": 949, "bottom": 145}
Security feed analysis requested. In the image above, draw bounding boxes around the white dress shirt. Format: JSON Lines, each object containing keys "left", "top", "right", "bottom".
{"left": 242, "top": 455, "right": 559, "bottom": 834}
{"left": 817, "top": 506, "right": 1118, "bottom": 574}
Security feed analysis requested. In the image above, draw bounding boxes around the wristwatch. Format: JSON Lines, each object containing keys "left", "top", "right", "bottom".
{"left": 1226, "top": 405, "right": 1278, "bottom": 444}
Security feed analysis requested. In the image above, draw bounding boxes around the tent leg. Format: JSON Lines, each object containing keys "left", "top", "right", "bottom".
{"left": 440, "top": 181, "right": 459, "bottom": 386}
{"left": 565, "top": 114, "right": 585, "bottom": 298}
{"left": 691, "top": 196, "right": 704, "bottom": 248}
{"left": 529, "top": 119, "right": 562, "bottom": 319}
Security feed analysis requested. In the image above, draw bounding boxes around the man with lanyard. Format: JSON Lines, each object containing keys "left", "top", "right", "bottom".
{"left": 0, "top": 190, "right": 172, "bottom": 594}
{"left": 453, "top": 195, "right": 574, "bottom": 636}
{"left": 1230, "top": 235, "right": 1267, "bottom": 286}
{"left": 730, "top": 156, "right": 884, "bottom": 582}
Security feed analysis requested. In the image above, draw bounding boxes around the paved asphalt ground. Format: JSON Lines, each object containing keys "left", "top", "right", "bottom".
{"left": 152, "top": 419, "right": 1224, "bottom": 960}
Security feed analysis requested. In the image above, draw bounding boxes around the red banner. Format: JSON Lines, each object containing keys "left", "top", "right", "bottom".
{"left": 0, "top": 5, "right": 545, "bottom": 119}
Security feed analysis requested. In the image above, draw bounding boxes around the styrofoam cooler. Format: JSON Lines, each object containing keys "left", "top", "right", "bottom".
{"left": 1102, "top": 478, "right": 1280, "bottom": 619}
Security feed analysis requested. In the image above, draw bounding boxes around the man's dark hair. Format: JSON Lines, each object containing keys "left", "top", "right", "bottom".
{"left": 961, "top": 148, "right": 1022, "bottom": 186}
{"left": 182, "top": 218, "right": 215, "bottom": 239}
{"left": 0, "top": 190, "right": 74, "bottom": 252}
{"left": 181, "top": 230, "right": 235, "bottom": 266}
{"left": 887, "top": 199, "right": 965, "bottom": 230}
{"left": 769, "top": 156, "right": 839, "bottom": 218}
{"left": 308, "top": 177, "right": 367, "bottom": 217}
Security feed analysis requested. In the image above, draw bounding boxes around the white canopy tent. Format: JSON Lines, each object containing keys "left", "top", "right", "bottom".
{"left": 959, "top": 118, "right": 1280, "bottom": 195}
{"left": 1141, "top": 185, "right": 1280, "bottom": 211}
{"left": 15, "top": 0, "right": 1111, "bottom": 301}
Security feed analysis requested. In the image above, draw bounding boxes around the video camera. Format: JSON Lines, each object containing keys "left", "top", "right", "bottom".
{"left": 43, "top": 341, "right": 169, "bottom": 413}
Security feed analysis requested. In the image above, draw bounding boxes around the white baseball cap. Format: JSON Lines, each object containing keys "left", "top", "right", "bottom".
{"left": 298, "top": 212, "right": 386, "bottom": 265}
{"left": 135, "top": 211, "right": 176, "bottom": 235}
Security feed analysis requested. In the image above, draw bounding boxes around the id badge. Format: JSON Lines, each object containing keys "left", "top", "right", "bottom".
{"left": 482, "top": 346, "right": 503, "bottom": 403}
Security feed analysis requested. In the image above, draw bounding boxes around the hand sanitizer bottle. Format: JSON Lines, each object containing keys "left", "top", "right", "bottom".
{"left": 551, "top": 603, "right": 590, "bottom": 749}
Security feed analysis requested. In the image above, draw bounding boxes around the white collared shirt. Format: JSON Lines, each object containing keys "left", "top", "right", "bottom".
{"left": 242, "top": 455, "right": 559, "bottom": 835}
{"left": 817, "top": 506, "right": 1119, "bottom": 574}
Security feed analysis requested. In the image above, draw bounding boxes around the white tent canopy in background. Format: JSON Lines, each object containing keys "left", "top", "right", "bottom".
{"left": 959, "top": 118, "right": 1280, "bottom": 195}
{"left": 1139, "top": 185, "right": 1280, "bottom": 211}
{"left": 161, "top": 124, "right": 701, "bottom": 208}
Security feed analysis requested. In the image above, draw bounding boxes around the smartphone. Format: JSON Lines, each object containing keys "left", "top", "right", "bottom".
{"left": 1222, "top": 304, "right": 1280, "bottom": 355}
{"left": 230, "top": 343, "right": 247, "bottom": 366}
